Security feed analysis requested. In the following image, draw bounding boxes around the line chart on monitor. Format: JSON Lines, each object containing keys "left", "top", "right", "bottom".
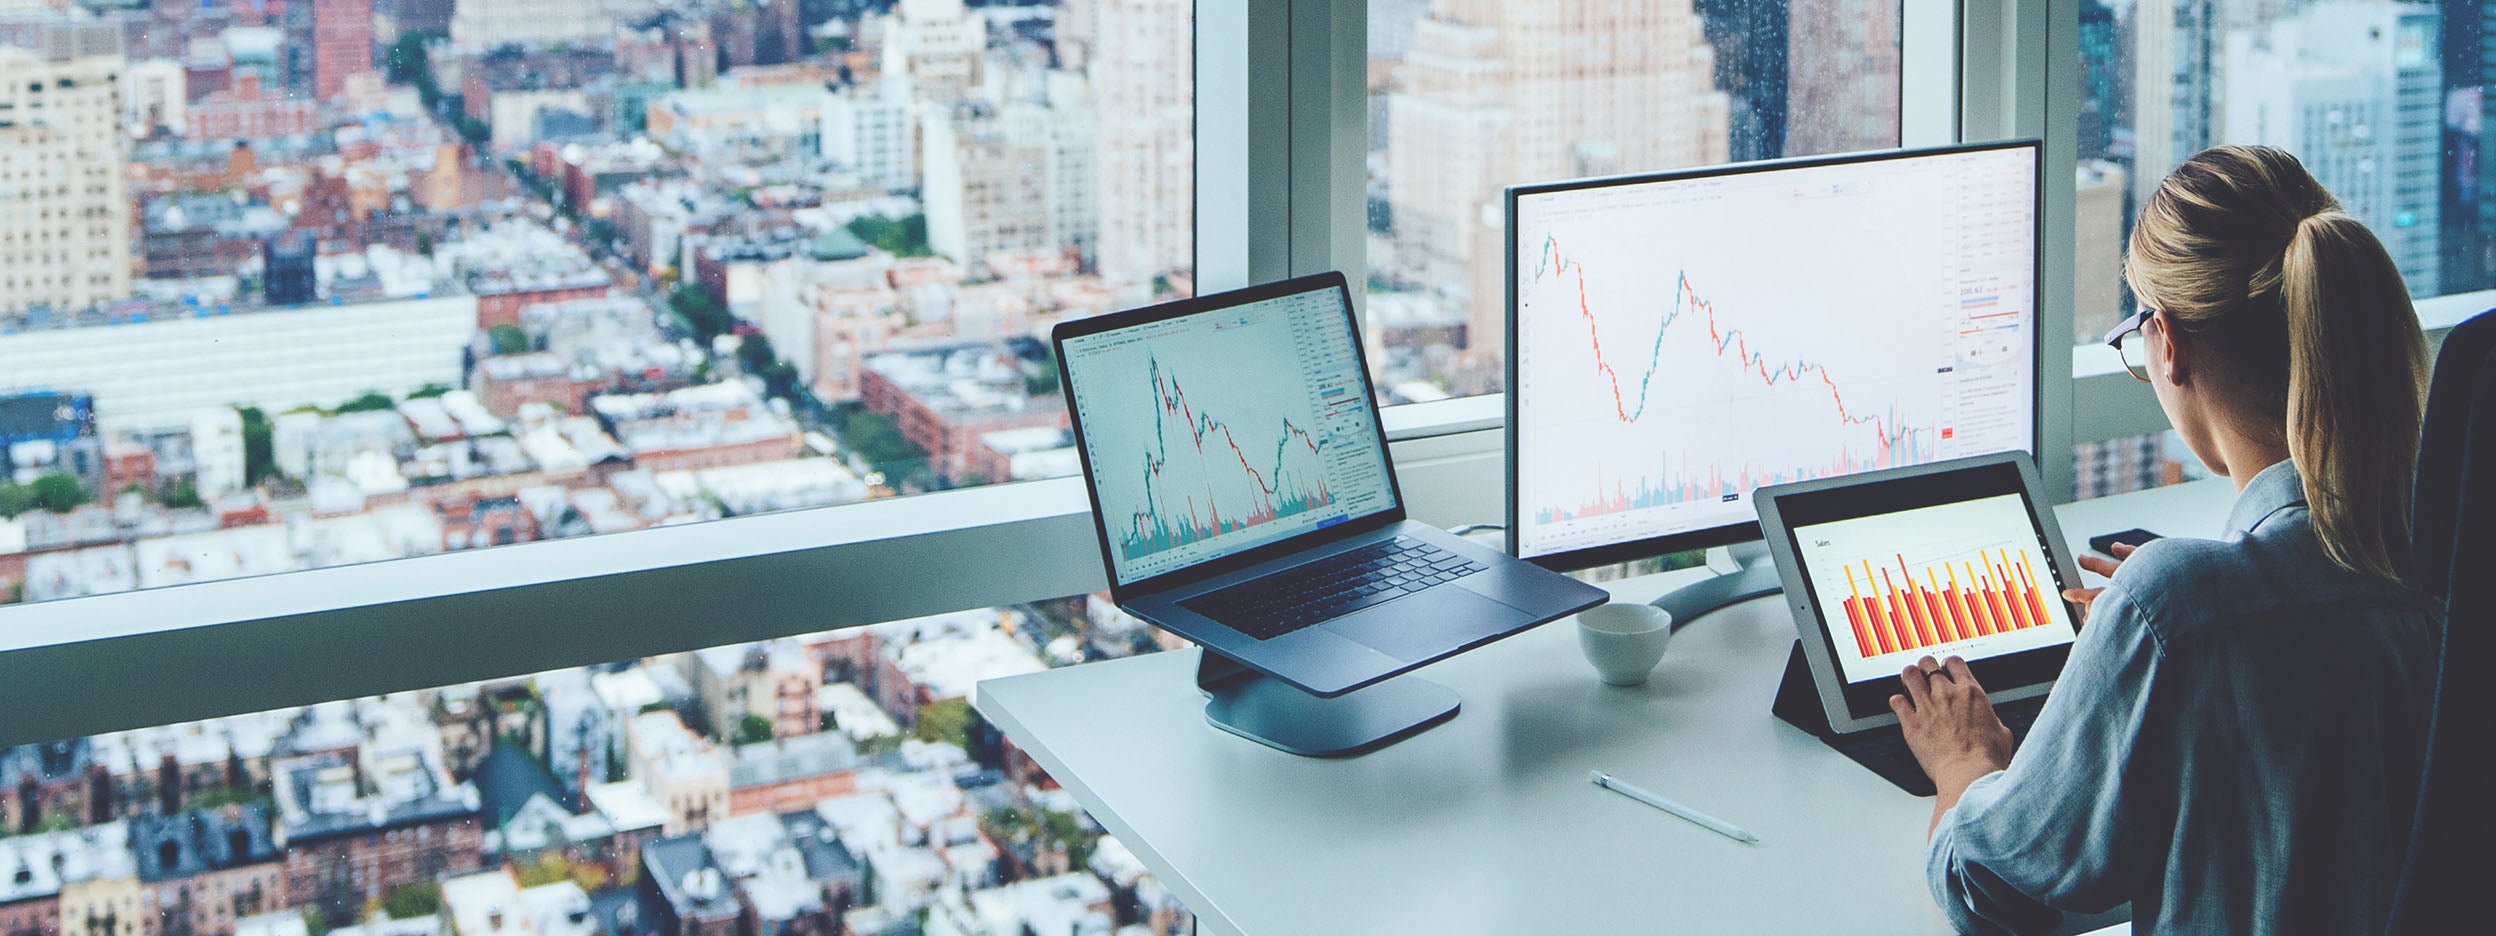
{"left": 1511, "top": 151, "right": 2036, "bottom": 558}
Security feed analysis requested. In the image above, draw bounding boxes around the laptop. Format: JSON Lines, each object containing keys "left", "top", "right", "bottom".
{"left": 1054, "top": 272, "right": 1610, "bottom": 698}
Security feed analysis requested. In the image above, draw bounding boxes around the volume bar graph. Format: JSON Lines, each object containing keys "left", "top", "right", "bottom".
{"left": 1838, "top": 548, "right": 2053, "bottom": 658}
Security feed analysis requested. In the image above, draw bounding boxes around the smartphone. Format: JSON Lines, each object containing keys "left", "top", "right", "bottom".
{"left": 2089, "top": 528, "right": 2162, "bottom": 556}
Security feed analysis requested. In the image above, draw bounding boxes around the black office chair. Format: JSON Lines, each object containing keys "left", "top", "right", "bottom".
{"left": 2384, "top": 309, "right": 2496, "bottom": 935}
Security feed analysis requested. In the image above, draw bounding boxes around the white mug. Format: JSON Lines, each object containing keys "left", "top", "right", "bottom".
{"left": 1577, "top": 603, "right": 1675, "bottom": 687}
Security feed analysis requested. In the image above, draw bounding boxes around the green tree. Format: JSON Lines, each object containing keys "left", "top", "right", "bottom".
{"left": 488, "top": 323, "right": 532, "bottom": 356}
{"left": 912, "top": 698, "right": 974, "bottom": 750}
{"left": 160, "top": 479, "right": 203, "bottom": 510}
{"left": 0, "top": 483, "right": 34, "bottom": 519}
{"left": 384, "top": 32, "right": 445, "bottom": 107}
{"left": 736, "top": 332, "right": 777, "bottom": 374}
{"left": 26, "top": 474, "right": 89, "bottom": 514}
{"left": 667, "top": 284, "right": 736, "bottom": 342}
{"left": 1023, "top": 364, "right": 1059, "bottom": 398}
{"left": 238, "top": 406, "right": 277, "bottom": 486}
{"left": 844, "top": 214, "right": 935, "bottom": 258}
{"left": 514, "top": 854, "right": 575, "bottom": 888}
{"left": 380, "top": 881, "right": 441, "bottom": 920}
{"left": 734, "top": 713, "right": 775, "bottom": 745}
{"left": 408, "top": 383, "right": 455, "bottom": 399}
{"left": 334, "top": 392, "right": 397, "bottom": 414}
{"left": 841, "top": 407, "right": 927, "bottom": 483}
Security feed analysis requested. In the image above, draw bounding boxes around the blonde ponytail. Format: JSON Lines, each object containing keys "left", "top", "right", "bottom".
{"left": 2279, "top": 212, "right": 2429, "bottom": 584}
{"left": 2127, "top": 145, "right": 2430, "bottom": 586}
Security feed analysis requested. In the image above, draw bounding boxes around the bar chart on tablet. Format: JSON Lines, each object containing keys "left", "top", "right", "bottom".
{"left": 1789, "top": 493, "right": 2078, "bottom": 683}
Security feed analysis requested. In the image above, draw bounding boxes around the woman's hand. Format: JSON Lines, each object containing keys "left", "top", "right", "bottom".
{"left": 1893, "top": 655, "right": 2013, "bottom": 834}
{"left": 2060, "top": 540, "right": 2138, "bottom": 623}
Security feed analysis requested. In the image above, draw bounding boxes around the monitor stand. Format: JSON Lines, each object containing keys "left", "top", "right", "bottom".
{"left": 1195, "top": 649, "right": 1460, "bottom": 757}
{"left": 1648, "top": 540, "right": 1786, "bottom": 625}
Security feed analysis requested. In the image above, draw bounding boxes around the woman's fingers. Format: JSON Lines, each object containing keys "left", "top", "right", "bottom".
{"left": 1942, "top": 656, "right": 1979, "bottom": 691}
{"left": 2109, "top": 541, "right": 2139, "bottom": 559}
{"left": 1900, "top": 663, "right": 1934, "bottom": 711}
{"left": 2078, "top": 553, "right": 2122, "bottom": 578}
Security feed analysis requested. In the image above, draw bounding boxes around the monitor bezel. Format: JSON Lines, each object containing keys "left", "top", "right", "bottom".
{"left": 1053, "top": 271, "right": 1409, "bottom": 602}
{"left": 1502, "top": 139, "right": 2048, "bottom": 571}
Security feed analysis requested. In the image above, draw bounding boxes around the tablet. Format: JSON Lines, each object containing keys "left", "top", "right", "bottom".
{"left": 1754, "top": 452, "right": 2084, "bottom": 734}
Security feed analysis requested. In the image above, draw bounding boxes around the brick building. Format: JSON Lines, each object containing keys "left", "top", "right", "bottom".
{"left": 268, "top": 752, "right": 482, "bottom": 922}
{"left": 129, "top": 805, "right": 285, "bottom": 936}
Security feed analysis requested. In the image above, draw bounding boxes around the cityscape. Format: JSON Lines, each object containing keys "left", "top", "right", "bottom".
{"left": 0, "top": 0, "right": 2467, "bottom": 932}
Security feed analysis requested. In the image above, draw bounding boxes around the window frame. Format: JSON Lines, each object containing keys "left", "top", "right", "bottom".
{"left": 30, "top": 0, "right": 2427, "bottom": 746}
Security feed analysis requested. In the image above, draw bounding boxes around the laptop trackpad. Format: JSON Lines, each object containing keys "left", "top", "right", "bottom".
{"left": 1326, "top": 586, "right": 1528, "bottom": 663}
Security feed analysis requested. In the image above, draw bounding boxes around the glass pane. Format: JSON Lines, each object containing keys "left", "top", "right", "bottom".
{"left": 2073, "top": 429, "right": 2208, "bottom": 500}
{"left": 2076, "top": 0, "right": 2479, "bottom": 347}
{"left": 0, "top": 596, "right": 1195, "bottom": 936}
{"left": 1365, "top": 0, "right": 1906, "bottom": 400}
{"left": 0, "top": 1, "right": 1192, "bottom": 606}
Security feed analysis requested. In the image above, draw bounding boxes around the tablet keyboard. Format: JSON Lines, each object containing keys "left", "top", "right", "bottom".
{"left": 1825, "top": 694, "right": 2051, "bottom": 797}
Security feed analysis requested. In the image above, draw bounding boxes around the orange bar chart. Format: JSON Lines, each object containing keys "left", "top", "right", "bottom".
{"left": 1837, "top": 548, "right": 2053, "bottom": 658}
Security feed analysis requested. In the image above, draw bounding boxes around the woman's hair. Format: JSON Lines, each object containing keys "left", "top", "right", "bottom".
{"left": 2125, "top": 145, "right": 2430, "bottom": 585}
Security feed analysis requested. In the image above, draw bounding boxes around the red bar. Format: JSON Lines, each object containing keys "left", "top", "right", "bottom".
{"left": 1901, "top": 557, "right": 1947, "bottom": 643}
{"left": 1922, "top": 587, "right": 1952, "bottom": 643}
{"left": 1893, "top": 566, "right": 1934, "bottom": 648}
{"left": 1946, "top": 569, "right": 1984, "bottom": 637}
{"left": 1883, "top": 569, "right": 1924, "bottom": 650}
{"left": 2018, "top": 559, "right": 2054, "bottom": 631}
{"left": 1863, "top": 562, "right": 1900, "bottom": 653}
{"left": 1958, "top": 564, "right": 1986, "bottom": 634}
{"left": 1985, "top": 577, "right": 2018, "bottom": 632}
{"left": 1845, "top": 567, "right": 1882, "bottom": 656}
{"left": 1843, "top": 598, "right": 1871, "bottom": 657}
{"left": 1997, "top": 557, "right": 2035, "bottom": 631}
{"left": 1922, "top": 570, "right": 1955, "bottom": 642}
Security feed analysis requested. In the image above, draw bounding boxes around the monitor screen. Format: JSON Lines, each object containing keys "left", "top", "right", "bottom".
{"left": 1508, "top": 143, "right": 2039, "bottom": 565}
{"left": 1062, "top": 284, "right": 1400, "bottom": 586}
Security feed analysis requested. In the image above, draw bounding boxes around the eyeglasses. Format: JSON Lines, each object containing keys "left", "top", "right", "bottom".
{"left": 2101, "top": 308, "right": 2153, "bottom": 383}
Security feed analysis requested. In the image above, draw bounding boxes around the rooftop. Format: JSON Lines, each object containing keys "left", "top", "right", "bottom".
{"left": 129, "top": 804, "right": 283, "bottom": 883}
{"left": 728, "top": 731, "right": 862, "bottom": 792}
{"left": 641, "top": 835, "right": 741, "bottom": 922}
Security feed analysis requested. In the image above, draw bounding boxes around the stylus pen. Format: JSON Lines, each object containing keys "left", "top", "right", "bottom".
{"left": 1590, "top": 769, "right": 1760, "bottom": 844}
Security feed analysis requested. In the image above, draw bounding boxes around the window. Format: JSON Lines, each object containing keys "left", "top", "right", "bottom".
{"left": 0, "top": 0, "right": 1193, "bottom": 607}
{"left": 2069, "top": 1, "right": 2488, "bottom": 497}
{"left": 2, "top": 597, "right": 1193, "bottom": 936}
{"left": 1363, "top": 0, "right": 1906, "bottom": 401}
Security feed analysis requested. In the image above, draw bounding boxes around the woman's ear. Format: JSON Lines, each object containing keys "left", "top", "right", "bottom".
{"left": 2152, "top": 314, "right": 2189, "bottom": 387}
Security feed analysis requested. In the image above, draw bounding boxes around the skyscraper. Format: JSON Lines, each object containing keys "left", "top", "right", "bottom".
{"left": 2224, "top": 1, "right": 2441, "bottom": 292}
{"left": 313, "top": 0, "right": 374, "bottom": 101}
{"left": 2131, "top": 0, "right": 2217, "bottom": 211}
{"left": 1785, "top": 0, "right": 1901, "bottom": 155}
{"left": 1386, "top": 0, "right": 1729, "bottom": 372}
{"left": 0, "top": 46, "right": 131, "bottom": 314}
{"left": 1091, "top": 0, "right": 1193, "bottom": 293}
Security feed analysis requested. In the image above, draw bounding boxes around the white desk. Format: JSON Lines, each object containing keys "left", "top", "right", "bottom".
{"left": 977, "top": 480, "right": 2236, "bottom": 935}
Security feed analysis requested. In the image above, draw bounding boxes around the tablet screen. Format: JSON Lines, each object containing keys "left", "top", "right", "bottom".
{"left": 1790, "top": 493, "right": 2078, "bottom": 684}
{"left": 1768, "top": 458, "right": 2079, "bottom": 720}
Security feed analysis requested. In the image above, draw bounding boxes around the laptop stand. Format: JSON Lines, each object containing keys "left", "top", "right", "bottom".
{"left": 1196, "top": 648, "right": 1461, "bottom": 757}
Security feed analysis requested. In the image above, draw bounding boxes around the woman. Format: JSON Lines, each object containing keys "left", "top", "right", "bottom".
{"left": 1894, "top": 145, "right": 2444, "bottom": 935}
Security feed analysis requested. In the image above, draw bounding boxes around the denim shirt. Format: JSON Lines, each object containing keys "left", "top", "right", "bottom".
{"left": 1926, "top": 461, "right": 2443, "bottom": 935}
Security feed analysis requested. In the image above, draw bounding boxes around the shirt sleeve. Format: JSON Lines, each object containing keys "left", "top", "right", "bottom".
{"left": 1926, "top": 583, "right": 2166, "bottom": 935}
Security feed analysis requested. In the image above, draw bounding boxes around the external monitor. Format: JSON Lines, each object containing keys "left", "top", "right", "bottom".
{"left": 1505, "top": 141, "right": 2043, "bottom": 620}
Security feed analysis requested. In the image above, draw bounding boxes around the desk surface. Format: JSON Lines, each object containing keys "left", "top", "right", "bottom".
{"left": 977, "top": 479, "right": 2237, "bottom": 935}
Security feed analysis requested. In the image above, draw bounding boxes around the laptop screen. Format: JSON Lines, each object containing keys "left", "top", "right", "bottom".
{"left": 1062, "top": 283, "right": 1400, "bottom": 586}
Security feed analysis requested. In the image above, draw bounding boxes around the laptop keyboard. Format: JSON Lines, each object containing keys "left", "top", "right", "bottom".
{"left": 1827, "top": 694, "right": 2050, "bottom": 796}
{"left": 1181, "top": 536, "right": 1486, "bottom": 640}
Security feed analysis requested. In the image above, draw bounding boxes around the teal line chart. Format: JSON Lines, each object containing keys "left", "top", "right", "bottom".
{"left": 1121, "top": 355, "right": 1333, "bottom": 561}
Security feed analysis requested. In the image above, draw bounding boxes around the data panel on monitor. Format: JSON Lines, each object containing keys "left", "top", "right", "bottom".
{"left": 1511, "top": 147, "right": 2037, "bottom": 560}
{"left": 1063, "top": 289, "right": 1397, "bottom": 586}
